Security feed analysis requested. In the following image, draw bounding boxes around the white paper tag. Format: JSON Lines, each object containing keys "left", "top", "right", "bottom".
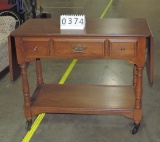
{"left": 60, "top": 15, "right": 86, "bottom": 30}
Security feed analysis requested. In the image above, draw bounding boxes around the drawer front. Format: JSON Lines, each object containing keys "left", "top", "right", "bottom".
{"left": 53, "top": 39, "right": 105, "bottom": 57}
{"left": 109, "top": 39, "right": 138, "bottom": 57}
{"left": 22, "top": 38, "right": 51, "bottom": 57}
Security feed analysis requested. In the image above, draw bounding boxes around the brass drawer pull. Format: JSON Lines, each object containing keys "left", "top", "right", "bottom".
{"left": 121, "top": 47, "right": 125, "bottom": 51}
{"left": 34, "top": 46, "right": 38, "bottom": 51}
{"left": 72, "top": 45, "right": 87, "bottom": 53}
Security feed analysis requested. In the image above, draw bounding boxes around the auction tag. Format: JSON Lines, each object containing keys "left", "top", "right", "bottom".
{"left": 60, "top": 15, "right": 86, "bottom": 29}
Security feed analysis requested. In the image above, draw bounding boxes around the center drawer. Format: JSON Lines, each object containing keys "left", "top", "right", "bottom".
{"left": 53, "top": 39, "right": 105, "bottom": 57}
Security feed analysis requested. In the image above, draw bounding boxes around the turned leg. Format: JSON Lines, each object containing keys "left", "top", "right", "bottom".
{"left": 36, "top": 58, "right": 44, "bottom": 86}
{"left": 20, "top": 63, "right": 32, "bottom": 130}
{"left": 135, "top": 66, "right": 143, "bottom": 114}
{"left": 133, "top": 64, "right": 137, "bottom": 87}
{"left": 131, "top": 66, "right": 143, "bottom": 134}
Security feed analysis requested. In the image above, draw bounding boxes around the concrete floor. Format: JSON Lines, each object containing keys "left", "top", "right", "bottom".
{"left": 0, "top": 0, "right": 160, "bottom": 141}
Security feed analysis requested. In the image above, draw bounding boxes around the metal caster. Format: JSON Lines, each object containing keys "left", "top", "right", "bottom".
{"left": 130, "top": 123, "right": 140, "bottom": 134}
{"left": 25, "top": 120, "right": 32, "bottom": 131}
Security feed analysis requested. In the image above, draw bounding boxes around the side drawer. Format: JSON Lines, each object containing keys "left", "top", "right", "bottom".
{"left": 22, "top": 38, "right": 51, "bottom": 57}
{"left": 53, "top": 39, "right": 105, "bottom": 57}
{"left": 109, "top": 39, "right": 138, "bottom": 57}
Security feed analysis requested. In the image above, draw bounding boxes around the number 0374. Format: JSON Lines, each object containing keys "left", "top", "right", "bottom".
{"left": 60, "top": 15, "right": 86, "bottom": 29}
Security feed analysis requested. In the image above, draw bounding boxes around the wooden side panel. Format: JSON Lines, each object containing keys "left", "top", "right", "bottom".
{"left": 146, "top": 36, "right": 154, "bottom": 85}
{"left": 8, "top": 35, "right": 21, "bottom": 81}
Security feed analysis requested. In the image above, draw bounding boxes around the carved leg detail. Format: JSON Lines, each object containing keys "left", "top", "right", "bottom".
{"left": 133, "top": 64, "right": 137, "bottom": 87}
{"left": 36, "top": 58, "right": 44, "bottom": 86}
{"left": 132, "top": 66, "right": 143, "bottom": 134}
{"left": 135, "top": 66, "right": 143, "bottom": 109}
{"left": 20, "top": 64, "right": 32, "bottom": 121}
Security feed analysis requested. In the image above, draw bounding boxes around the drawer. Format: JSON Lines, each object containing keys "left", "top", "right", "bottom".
{"left": 109, "top": 39, "right": 138, "bottom": 57}
{"left": 53, "top": 39, "right": 105, "bottom": 56}
{"left": 22, "top": 38, "right": 51, "bottom": 57}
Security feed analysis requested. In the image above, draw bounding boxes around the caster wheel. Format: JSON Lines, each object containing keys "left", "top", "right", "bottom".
{"left": 25, "top": 120, "right": 32, "bottom": 131}
{"left": 130, "top": 123, "right": 140, "bottom": 134}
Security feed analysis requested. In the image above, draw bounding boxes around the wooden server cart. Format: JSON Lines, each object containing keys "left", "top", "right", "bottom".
{"left": 11, "top": 19, "right": 153, "bottom": 134}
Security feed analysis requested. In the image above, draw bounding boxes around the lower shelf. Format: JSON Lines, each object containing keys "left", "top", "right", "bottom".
{"left": 30, "top": 84, "right": 135, "bottom": 117}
